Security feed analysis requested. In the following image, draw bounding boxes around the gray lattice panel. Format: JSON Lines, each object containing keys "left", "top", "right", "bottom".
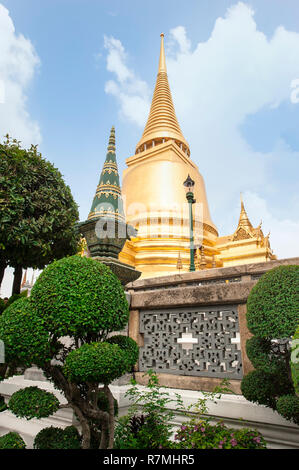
{"left": 139, "top": 306, "right": 243, "bottom": 379}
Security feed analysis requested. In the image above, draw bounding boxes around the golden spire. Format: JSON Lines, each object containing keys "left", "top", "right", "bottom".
{"left": 238, "top": 193, "right": 253, "bottom": 231}
{"left": 136, "top": 34, "right": 190, "bottom": 154}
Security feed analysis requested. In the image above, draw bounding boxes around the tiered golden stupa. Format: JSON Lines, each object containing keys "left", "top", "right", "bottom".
{"left": 119, "top": 34, "right": 276, "bottom": 277}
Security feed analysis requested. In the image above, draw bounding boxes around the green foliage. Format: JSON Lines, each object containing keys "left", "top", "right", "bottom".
{"left": 0, "top": 136, "right": 79, "bottom": 272}
{"left": 9, "top": 386, "right": 60, "bottom": 420}
{"left": 34, "top": 426, "right": 81, "bottom": 449}
{"left": 0, "top": 299, "right": 5, "bottom": 315}
{"left": 0, "top": 396, "right": 7, "bottom": 412}
{"left": 0, "top": 432, "right": 26, "bottom": 449}
{"left": 64, "top": 342, "right": 130, "bottom": 384}
{"left": 247, "top": 265, "right": 299, "bottom": 338}
{"left": 98, "top": 390, "right": 118, "bottom": 416}
{"left": 0, "top": 292, "right": 27, "bottom": 315}
{"left": 276, "top": 395, "right": 299, "bottom": 425}
{"left": 243, "top": 266, "right": 299, "bottom": 425}
{"left": 0, "top": 298, "right": 50, "bottom": 368}
{"left": 4, "top": 291, "right": 28, "bottom": 309}
{"left": 291, "top": 325, "right": 299, "bottom": 396}
{"left": 173, "top": 421, "right": 266, "bottom": 449}
{"left": 30, "top": 255, "right": 129, "bottom": 337}
{"left": 114, "top": 370, "right": 184, "bottom": 449}
{"left": 241, "top": 369, "right": 293, "bottom": 409}
{"left": 107, "top": 335, "right": 139, "bottom": 368}
{"left": 115, "top": 372, "right": 267, "bottom": 450}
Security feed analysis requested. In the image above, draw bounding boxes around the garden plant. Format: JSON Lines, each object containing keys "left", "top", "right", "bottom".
{"left": 0, "top": 255, "right": 139, "bottom": 449}
{"left": 114, "top": 371, "right": 266, "bottom": 449}
{"left": 241, "top": 265, "right": 299, "bottom": 425}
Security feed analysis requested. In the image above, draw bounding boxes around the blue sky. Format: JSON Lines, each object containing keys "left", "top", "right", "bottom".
{"left": 0, "top": 0, "right": 299, "bottom": 295}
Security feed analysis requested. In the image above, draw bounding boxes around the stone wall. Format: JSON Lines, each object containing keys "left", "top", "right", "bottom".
{"left": 127, "top": 257, "right": 299, "bottom": 394}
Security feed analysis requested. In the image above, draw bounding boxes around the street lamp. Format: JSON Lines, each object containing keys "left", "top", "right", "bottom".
{"left": 183, "top": 174, "right": 196, "bottom": 272}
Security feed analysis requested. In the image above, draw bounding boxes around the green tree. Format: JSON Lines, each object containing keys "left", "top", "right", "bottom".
{"left": 0, "top": 255, "right": 139, "bottom": 449}
{"left": 241, "top": 265, "right": 299, "bottom": 425}
{"left": 0, "top": 135, "right": 79, "bottom": 294}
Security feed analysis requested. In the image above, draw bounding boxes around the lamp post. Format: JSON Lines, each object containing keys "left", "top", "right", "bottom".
{"left": 183, "top": 174, "right": 196, "bottom": 272}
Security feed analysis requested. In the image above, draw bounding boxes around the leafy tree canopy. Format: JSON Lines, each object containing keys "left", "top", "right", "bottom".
{"left": 0, "top": 135, "right": 79, "bottom": 272}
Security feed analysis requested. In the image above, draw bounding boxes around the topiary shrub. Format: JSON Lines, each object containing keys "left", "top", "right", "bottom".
{"left": 242, "top": 265, "right": 299, "bottom": 425}
{"left": 64, "top": 342, "right": 129, "bottom": 384}
{"left": 9, "top": 386, "right": 60, "bottom": 420}
{"left": 34, "top": 426, "right": 81, "bottom": 449}
{"left": 0, "top": 432, "right": 26, "bottom": 449}
{"left": 0, "top": 255, "right": 138, "bottom": 449}
{"left": 107, "top": 335, "right": 139, "bottom": 368}
{"left": 0, "top": 298, "right": 51, "bottom": 368}
{"left": 276, "top": 395, "right": 299, "bottom": 425}
{"left": 30, "top": 255, "right": 129, "bottom": 337}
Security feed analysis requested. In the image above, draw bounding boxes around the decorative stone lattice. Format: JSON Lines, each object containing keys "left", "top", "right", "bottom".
{"left": 139, "top": 306, "right": 243, "bottom": 379}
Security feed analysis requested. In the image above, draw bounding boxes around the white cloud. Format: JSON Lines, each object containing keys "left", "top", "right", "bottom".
{"left": 0, "top": 4, "right": 41, "bottom": 146}
{"left": 104, "top": 2, "right": 299, "bottom": 260}
{"left": 103, "top": 35, "right": 150, "bottom": 126}
{"left": 242, "top": 191, "right": 299, "bottom": 259}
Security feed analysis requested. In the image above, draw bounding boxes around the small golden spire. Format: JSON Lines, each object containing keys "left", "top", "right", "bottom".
{"left": 158, "top": 33, "right": 167, "bottom": 73}
{"left": 238, "top": 194, "right": 253, "bottom": 231}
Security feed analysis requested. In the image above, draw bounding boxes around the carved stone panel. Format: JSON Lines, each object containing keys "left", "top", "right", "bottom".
{"left": 139, "top": 306, "right": 243, "bottom": 379}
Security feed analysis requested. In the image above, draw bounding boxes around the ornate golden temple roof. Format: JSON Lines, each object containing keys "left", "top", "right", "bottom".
{"left": 136, "top": 34, "right": 190, "bottom": 155}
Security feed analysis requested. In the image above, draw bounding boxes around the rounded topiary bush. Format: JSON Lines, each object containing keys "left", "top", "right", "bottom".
{"left": 241, "top": 370, "right": 276, "bottom": 408}
{"left": 247, "top": 265, "right": 299, "bottom": 338}
{"left": 34, "top": 426, "right": 81, "bottom": 449}
{"left": 107, "top": 335, "right": 139, "bottom": 368}
{"left": 276, "top": 395, "right": 299, "bottom": 425}
{"left": 0, "top": 298, "right": 50, "bottom": 368}
{"left": 63, "top": 342, "right": 129, "bottom": 384}
{"left": 9, "top": 386, "right": 60, "bottom": 420}
{"left": 0, "top": 432, "right": 26, "bottom": 449}
{"left": 30, "top": 255, "right": 129, "bottom": 337}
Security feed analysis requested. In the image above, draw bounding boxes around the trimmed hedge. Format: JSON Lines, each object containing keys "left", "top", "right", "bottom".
{"left": 30, "top": 255, "right": 129, "bottom": 337}
{"left": 246, "top": 265, "right": 299, "bottom": 338}
{"left": 34, "top": 426, "right": 81, "bottom": 449}
{"left": 64, "top": 342, "right": 130, "bottom": 384}
{"left": 276, "top": 394, "right": 299, "bottom": 425}
{"left": 9, "top": 386, "right": 60, "bottom": 420}
{"left": 107, "top": 335, "right": 139, "bottom": 368}
{"left": 0, "top": 432, "right": 26, "bottom": 449}
{"left": 0, "top": 298, "right": 51, "bottom": 368}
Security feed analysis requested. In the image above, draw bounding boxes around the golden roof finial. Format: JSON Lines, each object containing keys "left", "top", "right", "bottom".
{"left": 136, "top": 34, "right": 189, "bottom": 154}
{"left": 238, "top": 193, "right": 253, "bottom": 231}
{"left": 159, "top": 33, "right": 167, "bottom": 73}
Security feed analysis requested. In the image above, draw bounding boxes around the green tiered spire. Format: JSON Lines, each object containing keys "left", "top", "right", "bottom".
{"left": 88, "top": 127, "right": 125, "bottom": 222}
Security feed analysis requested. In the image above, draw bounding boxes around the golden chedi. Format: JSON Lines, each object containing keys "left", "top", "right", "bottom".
{"left": 119, "top": 34, "right": 276, "bottom": 277}
{"left": 119, "top": 34, "right": 218, "bottom": 277}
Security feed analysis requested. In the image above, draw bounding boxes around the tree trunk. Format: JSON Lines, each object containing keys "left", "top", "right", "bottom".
{"left": 12, "top": 265, "right": 22, "bottom": 295}
{"left": 106, "top": 385, "right": 115, "bottom": 449}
